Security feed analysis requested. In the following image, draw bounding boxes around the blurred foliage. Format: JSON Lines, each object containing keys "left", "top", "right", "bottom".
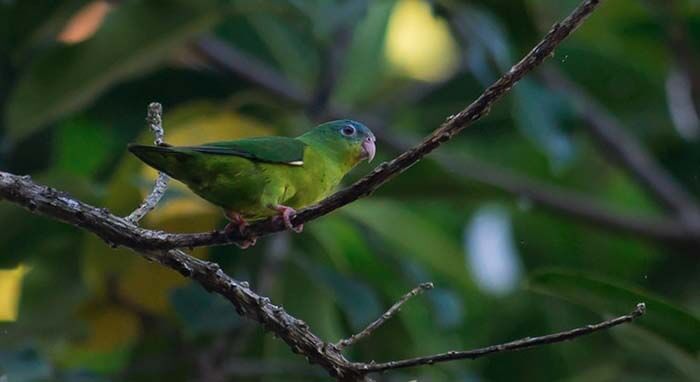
{"left": 1, "top": 0, "right": 699, "bottom": 381}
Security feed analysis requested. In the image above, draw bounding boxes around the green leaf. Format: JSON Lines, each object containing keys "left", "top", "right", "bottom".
{"left": 306, "top": 214, "right": 385, "bottom": 277}
{"left": 247, "top": 13, "right": 318, "bottom": 88}
{"left": 296, "top": 259, "right": 382, "bottom": 331}
{"left": 334, "top": 0, "right": 395, "bottom": 105}
{"left": 613, "top": 325, "right": 700, "bottom": 381}
{"left": 5, "top": 0, "right": 221, "bottom": 142}
{"left": 54, "top": 117, "right": 114, "bottom": 176}
{"left": 527, "top": 269, "right": 700, "bottom": 354}
{"left": 267, "top": 261, "right": 345, "bottom": 346}
{"left": 344, "top": 199, "right": 476, "bottom": 292}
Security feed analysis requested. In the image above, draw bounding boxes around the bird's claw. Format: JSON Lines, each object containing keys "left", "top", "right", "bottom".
{"left": 224, "top": 211, "right": 257, "bottom": 249}
{"left": 274, "top": 205, "right": 304, "bottom": 233}
{"left": 224, "top": 211, "right": 248, "bottom": 235}
{"left": 290, "top": 223, "right": 304, "bottom": 233}
{"left": 235, "top": 237, "right": 257, "bottom": 249}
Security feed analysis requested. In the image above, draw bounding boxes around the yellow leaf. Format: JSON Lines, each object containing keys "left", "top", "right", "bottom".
{"left": 0, "top": 265, "right": 28, "bottom": 321}
{"left": 385, "top": 0, "right": 460, "bottom": 82}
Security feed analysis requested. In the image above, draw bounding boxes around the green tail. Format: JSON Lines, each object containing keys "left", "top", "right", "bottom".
{"left": 128, "top": 144, "right": 194, "bottom": 179}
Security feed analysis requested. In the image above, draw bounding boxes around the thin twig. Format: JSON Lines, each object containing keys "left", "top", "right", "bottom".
{"left": 125, "top": 102, "right": 169, "bottom": 224}
{"left": 354, "top": 303, "right": 647, "bottom": 373}
{"left": 336, "top": 282, "right": 434, "bottom": 350}
{"left": 146, "top": 101, "right": 165, "bottom": 146}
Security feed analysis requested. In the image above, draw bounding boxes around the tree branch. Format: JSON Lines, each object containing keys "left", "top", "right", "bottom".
{"left": 144, "top": 248, "right": 366, "bottom": 381}
{"left": 335, "top": 282, "right": 434, "bottom": 350}
{"left": 354, "top": 303, "right": 647, "bottom": 374}
{"left": 125, "top": 102, "right": 169, "bottom": 224}
{"left": 0, "top": 168, "right": 649, "bottom": 379}
{"left": 0, "top": 1, "right": 622, "bottom": 380}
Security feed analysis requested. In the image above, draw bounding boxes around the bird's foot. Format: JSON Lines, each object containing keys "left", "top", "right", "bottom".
{"left": 224, "top": 211, "right": 257, "bottom": 249}
{"left": 273, "top": 205, "right": 304, "bottom": 233}
{"left": 235, "top": 236, "right": 257, "bottom": 249}
{"left": 224, "top": 211, "right": 249, "bottom": 235}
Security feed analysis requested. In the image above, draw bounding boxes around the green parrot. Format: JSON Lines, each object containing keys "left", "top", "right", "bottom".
{"left": 128, "top": 119, "right": 376, "bottom": 247}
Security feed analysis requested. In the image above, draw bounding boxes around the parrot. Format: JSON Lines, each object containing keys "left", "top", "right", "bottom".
{"left": 128, "top": 119, "right": 376, "bottom": 248}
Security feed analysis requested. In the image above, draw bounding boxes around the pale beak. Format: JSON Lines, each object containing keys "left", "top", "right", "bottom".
{"left": 361, "top": 136, "right": 376, "bottom": 163}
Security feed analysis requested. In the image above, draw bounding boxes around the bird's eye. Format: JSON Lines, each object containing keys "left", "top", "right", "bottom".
{"left": 341, "top": 125, "right": 356, "bottom": 137}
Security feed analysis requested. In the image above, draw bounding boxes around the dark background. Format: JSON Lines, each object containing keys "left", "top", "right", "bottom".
{"left": 0, "top": 0, "right": 698, "bottom": 381}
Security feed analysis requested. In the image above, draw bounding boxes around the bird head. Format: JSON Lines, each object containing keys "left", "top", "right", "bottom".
{"left": 301, "top": 120, "right": 376, "bottom": 168}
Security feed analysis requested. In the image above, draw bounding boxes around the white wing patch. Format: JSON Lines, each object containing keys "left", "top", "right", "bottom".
{"left": 288, "top": 161, "right": 304, "bottom": 166}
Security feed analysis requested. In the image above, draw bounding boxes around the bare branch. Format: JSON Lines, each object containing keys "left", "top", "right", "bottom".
{"left": 354, "top": 303, "right": 647, "bottom": 374}
{"left": 0, "top": 1, "right": 617, "bottom": 380}
{"left": 125, "top": 102, "right": 169, "bottom": 224}
{"left": 145, "top": 248, "right": 367, "bottom": 381}
{"left": 336, "top": 282, "right": 434, "bottom": 350}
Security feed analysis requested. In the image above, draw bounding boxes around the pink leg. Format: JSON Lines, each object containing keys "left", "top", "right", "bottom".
{"left": 224, "top": 211, "right": 248, "bottom": 235}
{"left": 224, "top": 211, "right": 257, "bottom": 249}
{"left": 273, "top": 205, "right": 304, "bottom": 233}
{"left": 236, "top": 236, "right": 257, "bottom": 250}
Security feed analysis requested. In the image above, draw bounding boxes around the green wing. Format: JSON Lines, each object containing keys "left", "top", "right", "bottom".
{"left": 183, "top": 136, "right": 306, "bottom": 166}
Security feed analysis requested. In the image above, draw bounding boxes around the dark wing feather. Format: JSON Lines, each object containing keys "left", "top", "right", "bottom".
{"left": 182, "top": 136, "right": 306, "bottom": 166}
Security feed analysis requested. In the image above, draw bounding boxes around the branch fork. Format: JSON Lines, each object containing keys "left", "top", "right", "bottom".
{"left": 0, "top": 1, "right": 648, "bottom": 380}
